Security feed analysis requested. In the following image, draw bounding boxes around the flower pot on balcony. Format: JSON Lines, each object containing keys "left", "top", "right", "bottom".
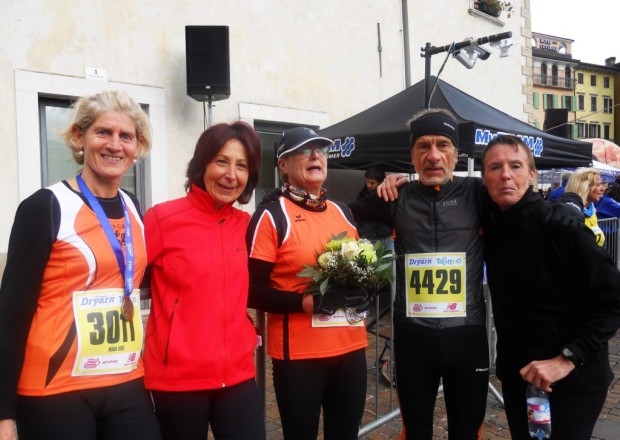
{"left": 477, "top": 2, "right": 501, "bottom": 17}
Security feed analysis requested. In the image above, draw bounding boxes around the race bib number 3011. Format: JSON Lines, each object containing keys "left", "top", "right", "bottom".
{"left": 405, "top": 253, "right": 466, "bottom": 318}
{"left": 72, "top": 289, "right": 143, "bottom": 376}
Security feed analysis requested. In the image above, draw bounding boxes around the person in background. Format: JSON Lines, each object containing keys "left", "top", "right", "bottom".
{"left": 481, "top": 135, "right": 620, "bottom": 440}
{"left": 143, "top": 122, "right": 264, "bottom": 440}
{"left": 609, "top": 174, "right": 620, "bottom": 189}
{"left": 565, "top": 168, "right": 606, "bottom": 246}
{"left": 547, "top": 171, "right": 573, "bottom": 201}
{"left": 356, "top": 166, "right": 393, "bottom": 247}
{"left": 350, "top": 109, "right": 490, "bottom": 439}
{"left": 357, "top": 166, "right": 385, "bottom": 201}
{"left": 547, "top": 171, "right": 573, "bottom": 202}
{"left": 0, "top": 91, "right": 162, "bottom": 440}
{"left": 595, "top": 184, "right": 620, "bottom": 219}
{"left": 246, "top": 127, "right": 369, "bottom": 440}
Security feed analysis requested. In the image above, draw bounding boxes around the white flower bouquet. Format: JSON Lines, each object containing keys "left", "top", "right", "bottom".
{"left": 297, "top": 232, "right": 394, "bottom": 323}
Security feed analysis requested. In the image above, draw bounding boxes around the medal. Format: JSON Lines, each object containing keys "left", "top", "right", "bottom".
{"left": 76, "top": 174, "right": 137, "bottom": 324}
{"left": 122, "top": 295, "right": 134, "bottom": 322}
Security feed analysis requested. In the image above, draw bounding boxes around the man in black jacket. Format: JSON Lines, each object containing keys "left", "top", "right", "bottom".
{"left": 349, "top": 109, "right": 490, "bottom": 439}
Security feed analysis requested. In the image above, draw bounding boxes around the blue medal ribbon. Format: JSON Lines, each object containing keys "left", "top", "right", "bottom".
{"left": 76, "top": 174, "right": 134, "bottom": 301}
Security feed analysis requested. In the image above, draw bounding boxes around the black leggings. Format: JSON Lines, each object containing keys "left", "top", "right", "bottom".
{"left": 272, "top": 349, "right": 367, "bottom": 440}
{"left": 394, "top": 323, "right": 490, "bottom": 440}
{"left": 501, "top": 377, "right": 607, "bottom": 440}
{"left": 16, "top": 378, "right": 162, "bottom": 440}
{"left": 150, "top": 379, "right": 264, "bottom": 440}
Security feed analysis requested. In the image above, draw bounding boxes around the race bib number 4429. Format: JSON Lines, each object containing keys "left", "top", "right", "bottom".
{"left": 405, "top": 253, "right": 466, "bottom": 318}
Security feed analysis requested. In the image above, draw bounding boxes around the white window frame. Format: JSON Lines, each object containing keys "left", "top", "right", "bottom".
{"left": 15, "top": 70, "right": 168, "bottom": 208}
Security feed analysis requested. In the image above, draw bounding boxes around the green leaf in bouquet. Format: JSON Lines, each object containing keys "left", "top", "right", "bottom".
{"left": 319, "top": 277, "right": 330, "bottom": 295}
{"left": 375, "top": 262, "right": 393, "bottom": 273}
{"left": 331, "top": 231, "right": 348, "bottom": 241}
{"left": 297, "top": 267, "right": 317, "bottom": 278}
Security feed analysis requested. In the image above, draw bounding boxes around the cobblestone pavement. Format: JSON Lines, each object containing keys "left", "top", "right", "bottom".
{"left": 257, "top": 317, "right": 620, "bottom": 440}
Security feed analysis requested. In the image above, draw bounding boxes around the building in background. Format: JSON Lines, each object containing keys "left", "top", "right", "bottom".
{"left": 575, "top": 60, "right": 618, "bottom": 142}
{"left": 531, "top": 32, "right": 578, "bottom": 139}
{"left": 0, "top": 0, "right": 529, "bottom": 272}
{"left": 613, "top": 57, "right": 620, "bottom": 144}
{"left": 531, "top": 31, "right": 620, "bottom": 146}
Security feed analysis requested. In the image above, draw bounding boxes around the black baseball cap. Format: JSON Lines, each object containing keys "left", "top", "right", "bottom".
{"left": 276, "top": 127, "right": 333, "bottom": 159}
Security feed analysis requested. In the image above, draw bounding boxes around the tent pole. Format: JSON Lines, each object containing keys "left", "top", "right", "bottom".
{"left": 424, "top": 43, "right": 432, "bottom": 109}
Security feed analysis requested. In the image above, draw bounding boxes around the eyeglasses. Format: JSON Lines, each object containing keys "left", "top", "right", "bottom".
{"left": 290, "top": 146, "right": 329, "bottom": 157}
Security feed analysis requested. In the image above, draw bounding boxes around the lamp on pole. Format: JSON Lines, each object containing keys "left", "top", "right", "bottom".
{"left": 422, "top": 31, "right": 512, "bottom": 109}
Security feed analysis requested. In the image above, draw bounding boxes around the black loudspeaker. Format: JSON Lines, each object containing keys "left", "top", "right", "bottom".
{"left": 185, "top": 26, "right": 230, "bottom": 102}
{"left": 544, "top": 108, "right": 569, "bottom": 138}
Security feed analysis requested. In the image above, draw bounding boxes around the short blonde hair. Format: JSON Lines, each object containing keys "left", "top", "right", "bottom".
{"left": 60, "top": 90, "right": 152, "bottom": 164}
{"left": 565, "top": 168, "right": 601, "bottom": 205}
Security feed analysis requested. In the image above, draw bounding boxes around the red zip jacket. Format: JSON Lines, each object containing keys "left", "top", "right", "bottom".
{"left": 143, "top": 185, "right": 257, "bottom": 391}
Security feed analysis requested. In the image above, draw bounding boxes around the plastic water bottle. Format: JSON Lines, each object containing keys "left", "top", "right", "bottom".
{"left": 526, "top": 383, "right": 551, "bottom": 439}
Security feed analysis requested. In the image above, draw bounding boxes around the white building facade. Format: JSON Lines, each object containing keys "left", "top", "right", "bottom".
{"left": 0, "top": 0, "right": 531, "bottom": 269}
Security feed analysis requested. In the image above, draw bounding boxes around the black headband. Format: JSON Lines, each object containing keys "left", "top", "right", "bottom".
{"left": 409, "top": 112, "right": 459, "bottom": 149}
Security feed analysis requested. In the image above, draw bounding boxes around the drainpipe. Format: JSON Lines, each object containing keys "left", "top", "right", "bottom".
{"left": 401, "top": 0, "right": 411, "bottom": 88}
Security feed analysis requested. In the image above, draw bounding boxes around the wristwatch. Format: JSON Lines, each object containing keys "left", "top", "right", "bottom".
{"left": 561, "top": 346, "right": 582, "bottom": 366}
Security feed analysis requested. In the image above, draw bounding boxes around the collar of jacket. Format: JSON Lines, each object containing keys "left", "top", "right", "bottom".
{"left": 412, "top": 175, "right": 456, "bottom": 194}
{"left": 188, "top": 183, "right": 235, "bottom": 217}
{"left": 491, "top": 187, "right": 542, "bottom": 226}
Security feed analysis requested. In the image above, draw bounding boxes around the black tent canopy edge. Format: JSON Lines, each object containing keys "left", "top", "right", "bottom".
{"left": 320, "top": 77, "right": 592, "bottom": 172}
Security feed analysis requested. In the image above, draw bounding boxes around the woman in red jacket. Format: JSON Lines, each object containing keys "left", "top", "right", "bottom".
{"left": 143, "top": 121, "right": 264, "bottom": 440}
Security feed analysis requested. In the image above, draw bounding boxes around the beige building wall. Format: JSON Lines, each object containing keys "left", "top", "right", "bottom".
{"left": 575, "top": 66, "right": 616, "bottom": 140}
{"left": 0, "top": 0, "right": 529, "bottom": 271}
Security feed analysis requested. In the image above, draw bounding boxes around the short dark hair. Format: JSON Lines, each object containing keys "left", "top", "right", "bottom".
{"left": 605, "top": 183, "right": 620, "bottom": 203}
{"left": 364, "top": 166, "right": 386, "bottom": 182}
{"left": 481, "top": 135, "right": 536, "bottom": 176}
{"left": 560, "top": 171, "right": 573, "bottom": 183}
{"left": 185, "top": 121, "right": 262, "bottom": 204}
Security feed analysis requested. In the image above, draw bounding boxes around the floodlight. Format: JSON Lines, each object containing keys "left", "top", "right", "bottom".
{"left": 453, "top": 46, "right": 481, "bottom": 69}
{"left": 490, "top": 39, "right": 514, "bottom": 58}
{"left": 452, "top": 37, "right": 494, "bottom": 69}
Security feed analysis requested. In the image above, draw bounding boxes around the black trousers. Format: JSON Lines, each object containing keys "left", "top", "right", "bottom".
{"left": 501, "top": 376, "right": 607, "bottom": 440}
{"left": 272, "top": 348, "right": 367, "bottom": 440}
{"left": 16, "top": 378, "right": 162, "bottom": 440}
{"left": 150, "top": 378, "right": 264, "bottom": 440}
{"left": 394, "top": 323, "right": 490, "bottom": 440}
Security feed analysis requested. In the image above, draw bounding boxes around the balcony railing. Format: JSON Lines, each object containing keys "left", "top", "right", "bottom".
{"left": 534, "top": 75, "right": 575, "bottom": 89}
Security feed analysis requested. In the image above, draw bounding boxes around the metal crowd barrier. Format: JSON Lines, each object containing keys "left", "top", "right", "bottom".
{"left": 253, "top": 265, "right": 401, "bottom": 438}
{"left": 599, "top": 217, "right": 620, "bottom": 268}
{"left": 254, "top": 264, "right": 505, "bottom": 438}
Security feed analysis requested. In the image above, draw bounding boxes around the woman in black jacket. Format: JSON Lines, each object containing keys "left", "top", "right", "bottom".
{"left": 481, "top": 135, "right": 620, "bottom": 440}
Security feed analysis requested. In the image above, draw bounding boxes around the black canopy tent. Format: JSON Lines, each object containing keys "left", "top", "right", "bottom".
{"left": 320, "top": 77, "right": 593, "bottom": 173}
